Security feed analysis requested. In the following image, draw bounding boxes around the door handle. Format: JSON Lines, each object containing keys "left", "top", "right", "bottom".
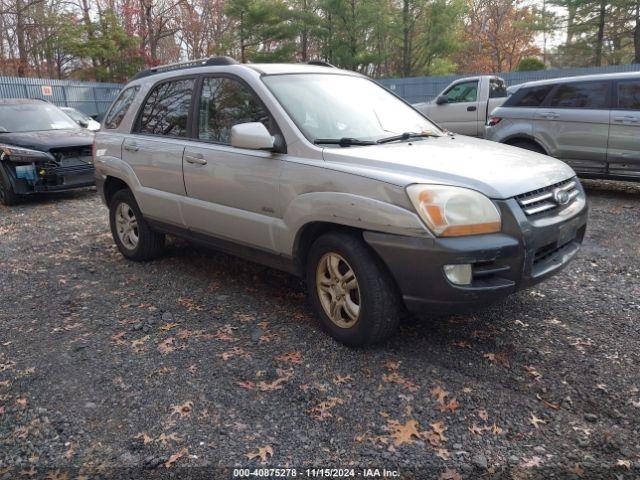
{"left": 467, "top": 106, "right": 477, "bottom": 112}
{"left": 538, "top": 112, "right": 559, "bottom": 119}
{"left": 123, "top": 143, "right": 139, "bottom": 152}
{"left": 184, "top": 153, "right": 207, "bottom": 165}
{"left": 613, "top": 115, "right": 639, "bottom": 123}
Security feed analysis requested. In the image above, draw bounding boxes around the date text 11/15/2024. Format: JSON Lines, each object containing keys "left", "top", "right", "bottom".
{"left": 233, "top": 468, "right": 401, "bottom": 477}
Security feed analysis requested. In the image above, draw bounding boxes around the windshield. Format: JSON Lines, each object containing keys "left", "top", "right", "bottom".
{"left": 0, "top": 103, "right": 78, "bottom": 133}
{"left": 262, "top": 74, "right": 441, "bottom": 144}
{"left": 63, "top": 108, "right": 90, "bottom": 123}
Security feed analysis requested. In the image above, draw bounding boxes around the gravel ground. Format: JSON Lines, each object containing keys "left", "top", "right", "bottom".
{"left": 0, "top": 180, "right": 639, "bottom": 480}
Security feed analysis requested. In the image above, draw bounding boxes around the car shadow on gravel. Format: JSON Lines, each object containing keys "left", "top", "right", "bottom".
{"left": 6, "top": 187, "right": 97, "bottom": 207}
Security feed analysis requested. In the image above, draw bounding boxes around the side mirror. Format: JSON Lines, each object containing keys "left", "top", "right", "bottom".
{"left": 230, "top": 122, "right": 275, "bottom": 151}
{"left": 78, "top": 120, "right": 89, "bottom": 128}
{"left": 435, "top": 95, "right": 449, "bottom": 105}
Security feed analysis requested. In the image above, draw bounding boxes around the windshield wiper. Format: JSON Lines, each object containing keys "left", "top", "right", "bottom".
{"left": 314, "top": 137, "right": 376, "bottom": 147}
{"left": 376, "top": 132, "right": 439, "bottom": 144}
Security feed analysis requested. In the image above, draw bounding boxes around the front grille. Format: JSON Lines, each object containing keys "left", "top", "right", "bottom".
{"left": 50, "top": 146, "right": 93, "bottom": 160}
{"left": 45, "top": 146, "right": 94, "bottom": 178}
{"left": 516, "top": 177, "right": 579, "bottom": 216}
{"left": 534, "top": 238, "right": 574, "bottom": 265}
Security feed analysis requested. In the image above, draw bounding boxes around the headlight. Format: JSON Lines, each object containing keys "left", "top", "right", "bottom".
{"left": 0, "top": 144, "right": 52, "bottom": 163}
{"left": 406, "top": 184, "right": 501, "bottom": 237}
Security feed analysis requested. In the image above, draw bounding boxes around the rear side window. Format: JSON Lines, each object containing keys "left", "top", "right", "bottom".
{"left": 198, "top": 77, "right": 272, "bottom": 144}
{"left": 547, "top": 81, "right": 609, "bottom": 109}
{"left": 104, "top": 86, "right": 139, "bottom": 129}
{"left": 444, "top": 81, "right": 478, "bottom": 103}
{"left": 489, "top": 79, "right": 508, "bottom": 98}
{"left": 617, "top": 80, "right": 640, "bottom": 110}
{"left": 137, "top": 79, "right": 195, "bottom": 137}
{"left": 504, "top": 85, "right": 553, "bottom": 107}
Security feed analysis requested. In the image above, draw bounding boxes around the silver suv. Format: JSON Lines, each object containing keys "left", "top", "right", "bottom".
{"left": 94, "top": 57, "right": 588, "bottom": 345}
{"left": 486, "top": 72, "right": 640, "bottom": 181}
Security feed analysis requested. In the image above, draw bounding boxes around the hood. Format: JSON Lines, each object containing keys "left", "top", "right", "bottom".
{"left": 321, "top": 135, "right": 576, "bottom": 199}
{"left": 0, "top": 129, "right": 94, "bottom": 152}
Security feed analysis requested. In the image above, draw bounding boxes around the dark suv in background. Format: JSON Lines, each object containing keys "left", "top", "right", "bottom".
{"left": 0, "top": 99, "right": 95, "bottom": 206}
{"left": 485, "top": 72, "right": 640, "bottom": 181}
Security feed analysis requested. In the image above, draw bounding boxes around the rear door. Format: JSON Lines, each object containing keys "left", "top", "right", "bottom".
{"left": 534, "top": 80, "right": 611, "bottom": 172}
{"left": 607, "top": 78, "right": 640, "bottom": 175}
{"left": 180, "top": 75, "right": 284, "bottom": 252}
{"left": 123, "top": 77, "right": 195, "bottom": 225}
{"left": 433, "top": 80, "right": 480, "bottom": 136}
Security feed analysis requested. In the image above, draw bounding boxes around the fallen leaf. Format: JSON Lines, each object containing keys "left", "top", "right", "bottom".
{"left": 164, "top": 448, "right": 187, "bottom": 468}
{"left": 491, "top": 422, "right": 503, "bottom": 435}
{"left": 111, "top": 332, "right": 126, "bottom": 345}
{"left": 468, "top": 423, "right": 484, "bottom": 435}
{"left": 135, "top": 432, "right": 153, "bottom": 444}
{"left": 160, "top": 322, "right": 179, "bottom": 331}
{"left": 383, "top": 360, "right": 401, "bottom": 371}
{"left": 274, "top": 352, "right": 302, "bottom": 364}
{"left": 523, "top": 365, "right": 542, "bottom": 381}
{"left": 429, "top": 421, "right": 447, "bottom": 442}
{"left": 256, "top": 369, "right": 293, "bottom": 391}
{"left": 439, "top": 468, "right": 462, "bottom": 480}
{"left": 529, "top": 413, "right": 547, "bottom": 429}
{"left": 236, "top": 380, "right": 256, "bottom": 390}
{"left": 333, "top": 375, "right": 353, "bottom": 384}
{"left": 309, "top": 397, "right": 343, "bottom": 420}
{"left": 247, "top": 445, "right": 273, "bottom": 463}
{"left": 521, "top": 456, "right": 544, "bottom": 468}
{"left": 616, "top": 459, "right": 631, "bottom": 470}
{"left": 157, "top": 337, "right": 176, "bottom": 355}
{"left": 536, "top": 393, "right": 561, "bottom": 410}
{"left": 436, "top": 448, "right": 450, "bottom": 460}
{"left": 169, "top": 401, "right": 193, "bottom": 418}
{"left": 431, "top": 386, "right": 449, "bottom": 404}
{"left": 453, "top": 340, "right": 471, "bottom": 348}
{"left": 568, "top": 463, "right": 584, "bottom": 477}
{"left": 483, "top": 352, "right": 510, "bottom": 367}
{"left": 478, "top": 409, "right": 488, "bottom": 421}
{"left": 438, "top": 398, "right": 460, "bottom": 413}
{"left": 15, "top": 398, "right": 27, "bottom": 408}
{"left": 383, "top": 372, "right": 419, "bottom": 392}
{"left": 158, "top": 432, "right": 182, "bottom": 445}
{"left": 387, "top": 419, "right": 421, "bottom": 446}
{"left": 219, "top": 347, "right": 251, "bottom": 361}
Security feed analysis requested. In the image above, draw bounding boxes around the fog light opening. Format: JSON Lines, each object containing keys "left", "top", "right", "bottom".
{"left": 444, "top": 264, "right": 472, "bottom": 285}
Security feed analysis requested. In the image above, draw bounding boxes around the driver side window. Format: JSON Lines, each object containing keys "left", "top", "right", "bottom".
{"left": 198, "top": 77, "right": 272, "bottom": 144}
{"left": 445, "top": 81, "right": 478, "bottom": 103}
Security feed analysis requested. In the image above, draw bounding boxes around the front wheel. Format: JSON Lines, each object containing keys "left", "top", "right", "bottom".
{"left": 109, "top": 189, "right": 165, "bottom": 261}
{"left": 0, "top": 165, "right": 20, "bottom": 206}
{"left": 306, "top": 232, "right": 404, "bottom": 346}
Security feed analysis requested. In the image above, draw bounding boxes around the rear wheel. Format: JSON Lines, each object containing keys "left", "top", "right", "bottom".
{"left": 109, "top": 189, "right": 165, "bottom": 261}
{"left": 306, "top": 232, "right": 403, "bottom": 346}
{"left": 509, "top": 140, "right": 546, "bottom": 155}
{"left": 0, "top": 165, "right": 19, "bottom": 206}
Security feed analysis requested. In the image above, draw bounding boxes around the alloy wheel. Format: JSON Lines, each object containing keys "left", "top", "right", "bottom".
{"left": 316, "top": 252, "right": 361, "bottom": 328}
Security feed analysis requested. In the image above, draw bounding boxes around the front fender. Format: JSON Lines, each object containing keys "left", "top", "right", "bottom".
{"left": 274, "top": 191, "right": 431, "bottom": 255}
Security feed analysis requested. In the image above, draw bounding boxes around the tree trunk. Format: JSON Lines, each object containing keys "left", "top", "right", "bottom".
{"left": 594, "top": 0, "right": 606, "bottom": 66}
{"left": 634, "top": 2, "right": 640, "bottom": 64}
{"left": 402, "top": 0, "right": 410, "bottom": 77}
{"left": 15, "top": 0, "right": 28, "bottom": 76}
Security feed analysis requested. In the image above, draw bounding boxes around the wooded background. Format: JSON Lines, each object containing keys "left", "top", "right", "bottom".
{"left": 0, "top": 0, "right": 639, "bottom": 82}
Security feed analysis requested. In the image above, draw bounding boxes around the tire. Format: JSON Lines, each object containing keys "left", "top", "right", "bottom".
{"left": 0, "top": 165, "right": 20, "bottom": 206}
{"left": 109, "top": 189, "right": 165, "bottom": 261}
{"left": 306, "top": 231, "right": 403, "bottom": 346}
{"left": 510, "top": 140, "right": 545, "bottom": 155}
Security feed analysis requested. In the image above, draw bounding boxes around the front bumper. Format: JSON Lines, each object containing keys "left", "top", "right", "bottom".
{"left": 364, "top": 190, "right": 588, "bottom": 313}
{"left": 3, "top": 159, "right": 95, "bottom": 195}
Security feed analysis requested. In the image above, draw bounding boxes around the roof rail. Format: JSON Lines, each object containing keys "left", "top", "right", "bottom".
{"left": 308, "top": 60, "right": 337, "bottom": 68}
{"left": 131, "top": 56, "right": 239, "bottom": 80}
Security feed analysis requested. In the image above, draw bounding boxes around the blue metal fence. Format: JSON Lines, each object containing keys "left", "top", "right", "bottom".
{"left": 378, "top": 64, "right": 640, "bottom": 104}
{"left": 0, "top": 76, "right": 122, "bottom": 116}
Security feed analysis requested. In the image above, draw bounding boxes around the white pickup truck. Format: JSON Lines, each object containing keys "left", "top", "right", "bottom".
{"left": 413, "top": 76, "right": 508, "bottom": 137}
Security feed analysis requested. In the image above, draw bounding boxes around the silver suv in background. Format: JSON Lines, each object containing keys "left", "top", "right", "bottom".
{"left": 94, "top": 57, "right": 587, "bottom": 346}
{"left": 486, "top": 72, "right": 640, "bottom": 181}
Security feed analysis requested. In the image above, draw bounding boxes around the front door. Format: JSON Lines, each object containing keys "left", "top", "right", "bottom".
{"left": 607, "top": 78, "right": 640, "bottom": 175}
{"left": 181, "top": 76, "right": 284, "bottom": 252}
{"left": 433, "top": 80, "right": 480, "bottom": 136}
